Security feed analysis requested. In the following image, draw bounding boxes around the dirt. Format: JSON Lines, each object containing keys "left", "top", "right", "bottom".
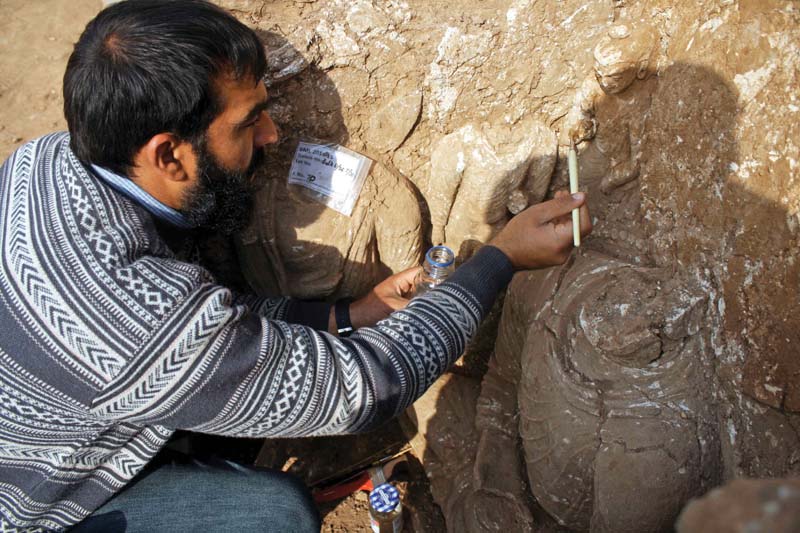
{"left": 4, "top": 0, "right": 800, "bottom": 532}
{"left": 0, "top": 0, "right": 97, "bottom": 159}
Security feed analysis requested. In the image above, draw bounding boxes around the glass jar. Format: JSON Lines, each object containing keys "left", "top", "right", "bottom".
{"left": 413, "top": 245, "right": 455, "bottom": 297}
{"left": 369, "top": 483, "right": 403, "bottom": 533}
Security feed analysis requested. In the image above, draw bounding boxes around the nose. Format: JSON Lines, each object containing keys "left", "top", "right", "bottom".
{"left": 254, "top": 111, "right": 279, "bottom": 148}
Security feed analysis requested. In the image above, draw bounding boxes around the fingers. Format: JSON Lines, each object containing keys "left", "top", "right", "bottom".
{"left": 390, "top": 266, "right": 422, "bottom": 296}
{"left": 535, "top": 192, "right": 586, "bottom": 224}
{"left": 547, "top": 190, "right": 592, "bottom": 236}
{"left": 548, "top": 190, "right": 592, "bottom": 246}
{"left": 552, "top": 214, "right": 576, "bottom": 245}
{"left": 551, "top": 190, "right": 572, "bottom": 224}
{"left": 578, "top": 202, "right": 593, "bottom": 236}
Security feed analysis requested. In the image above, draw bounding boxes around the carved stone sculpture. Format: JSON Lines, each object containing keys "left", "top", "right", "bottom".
{"left": 560, "top": 23, "right": 656, "bottom": 194}
{"left": 512, "top": 252, "right": 719, "bottom": 532}
{"left": 425, "top": 119, "right": 557, "bottom": 260}
{"left": 232, "top": 31, "right": 424, "bottom": 301}
{"left": 237, "top": 160, "right": 424, "bottom": 299}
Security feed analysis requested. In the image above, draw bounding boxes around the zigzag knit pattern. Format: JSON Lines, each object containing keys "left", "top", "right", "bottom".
{"left": 0, "top": 133, "right": 509, "bottom": 531}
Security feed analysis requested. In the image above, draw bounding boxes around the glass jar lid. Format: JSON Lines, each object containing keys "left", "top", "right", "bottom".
{"left": 369, "top": 483, "right": 400, "bottom": 513}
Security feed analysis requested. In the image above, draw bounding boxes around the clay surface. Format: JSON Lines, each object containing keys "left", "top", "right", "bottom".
{"left": 216, "top": 1, "right": 800, "bottom": 530}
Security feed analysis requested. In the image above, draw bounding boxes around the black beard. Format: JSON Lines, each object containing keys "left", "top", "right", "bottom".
{"left": 180, "top": 139, "right": 265, "bottom": 235}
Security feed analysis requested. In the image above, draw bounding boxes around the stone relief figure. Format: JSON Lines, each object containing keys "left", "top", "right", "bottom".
{"left": 406, "top": 251, "right": 722, "bottom": 532}
{"left": 425, "top": 118, "right": 557, "bottom": 261}
{"left": 465, "top": 251, "right": 721, "bottom": 532}
{"left": 399, "top": 23, "right": 696, "bottom": 533}
{"left": 402, "top": 26, "right": 799, "bottom": 530}
{"left": 237, "top": 160, "right": 424, "bottom": 300}
{"left": 560, "top": 23, "right": 656, "bottom": 194}
{"left": 233, "top": 31, "right": 425, "bottom": 301}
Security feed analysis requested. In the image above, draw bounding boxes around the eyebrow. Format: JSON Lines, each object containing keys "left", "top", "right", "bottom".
{"left": 235, "top": 99, "right": 270, "bottom": 129}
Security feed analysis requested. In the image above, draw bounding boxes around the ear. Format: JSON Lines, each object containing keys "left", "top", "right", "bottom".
{"left": 138, "top": 133, "right": 195, "bottom": 182}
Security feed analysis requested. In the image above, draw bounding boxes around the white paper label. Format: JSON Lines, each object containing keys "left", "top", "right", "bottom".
{"left": 287, "top": 141, "right": 372, "bottom": 216}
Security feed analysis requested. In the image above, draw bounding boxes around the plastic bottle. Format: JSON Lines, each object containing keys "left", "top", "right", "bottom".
{"left": 368, "top": 483, "right": 403, "bottom": 533}
{"left": 413, "top": 245, "right": 455, "bottom": 297}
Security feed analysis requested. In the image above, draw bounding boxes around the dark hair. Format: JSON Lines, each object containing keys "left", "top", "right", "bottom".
{"left": 63, "top": 0, "right": 266, "bottom": 175}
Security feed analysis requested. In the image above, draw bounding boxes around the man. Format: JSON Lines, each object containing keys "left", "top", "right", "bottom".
{"left": 0, "top": 1, "right": 591, "bottom": 531}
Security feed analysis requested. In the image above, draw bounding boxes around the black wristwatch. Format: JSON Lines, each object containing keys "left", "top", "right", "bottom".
{"left": 335, "top": 298, "right": 354, "bottom": 337}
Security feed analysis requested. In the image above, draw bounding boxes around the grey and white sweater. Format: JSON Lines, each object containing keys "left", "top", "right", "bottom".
{"left": 0, "top": 133, "right": 513, "bottom": 531}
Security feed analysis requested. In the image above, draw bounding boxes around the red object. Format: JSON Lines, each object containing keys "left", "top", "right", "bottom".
{"left": 313, "top": 471, "right": 373, "bottom": 503}
{"left": 311, "top": 455, "right": 407, "bottom": 504}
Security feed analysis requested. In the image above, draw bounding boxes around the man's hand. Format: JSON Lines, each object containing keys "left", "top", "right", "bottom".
{"left": 328, "top": 266, "right": 421, "bottom": 334}
{"left": 489, "top": 190, "right": 593, "bottom": 270}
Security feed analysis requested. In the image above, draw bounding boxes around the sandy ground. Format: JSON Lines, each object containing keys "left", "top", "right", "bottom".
{"left": 0, "top": 0, "right": 99, "bottom": 159}
{"left": 0, "top": 2, "right": 440, "bottom": 531}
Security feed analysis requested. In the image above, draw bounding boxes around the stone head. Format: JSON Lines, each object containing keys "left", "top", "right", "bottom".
{"left": 593, "top": 24, "right": 655, "bottom": 94}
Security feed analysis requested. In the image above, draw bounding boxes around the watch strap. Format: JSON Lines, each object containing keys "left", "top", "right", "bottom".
{"left": 335, "top": 298, "right": 354, "bottom": 337}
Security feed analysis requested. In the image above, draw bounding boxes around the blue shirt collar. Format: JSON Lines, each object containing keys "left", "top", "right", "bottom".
{"left": 90, "top": 165, "right": 194, "bottom": 229}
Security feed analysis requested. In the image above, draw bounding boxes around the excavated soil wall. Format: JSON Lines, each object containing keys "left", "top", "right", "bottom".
{"left": 221, "top": 1, "right": 799, "bottom": 530}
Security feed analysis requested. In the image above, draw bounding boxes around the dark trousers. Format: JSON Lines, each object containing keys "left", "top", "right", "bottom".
{"left": 71, "top": 454, "right": 320, "bottom": 532}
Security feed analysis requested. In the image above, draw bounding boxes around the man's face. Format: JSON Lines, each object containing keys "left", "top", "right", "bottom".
{"left": 180, "top": 74, "right": 278, "bottom": 233}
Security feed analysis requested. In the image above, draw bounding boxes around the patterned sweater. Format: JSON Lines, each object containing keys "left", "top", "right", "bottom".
{"left": 0, "top": 133, "right": 514, "bottom": 531}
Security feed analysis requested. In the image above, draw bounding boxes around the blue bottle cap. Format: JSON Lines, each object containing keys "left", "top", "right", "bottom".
{"left": 369, "top": 483, "right": 400, "bottom": 513}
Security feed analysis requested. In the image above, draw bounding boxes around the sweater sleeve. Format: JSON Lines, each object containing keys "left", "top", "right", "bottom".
{"left": 231, "top": 293, "right": 332, "bottom": 332}
{"left": 89, "top": 246, "right": 513, "bottom": 437}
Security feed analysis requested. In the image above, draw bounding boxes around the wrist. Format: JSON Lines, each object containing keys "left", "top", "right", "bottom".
{"left": 487, "top": 239, "right": 517, "bottom": 270}
{"left": 347, "top": 297, "right": 370, "bottom": 330}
